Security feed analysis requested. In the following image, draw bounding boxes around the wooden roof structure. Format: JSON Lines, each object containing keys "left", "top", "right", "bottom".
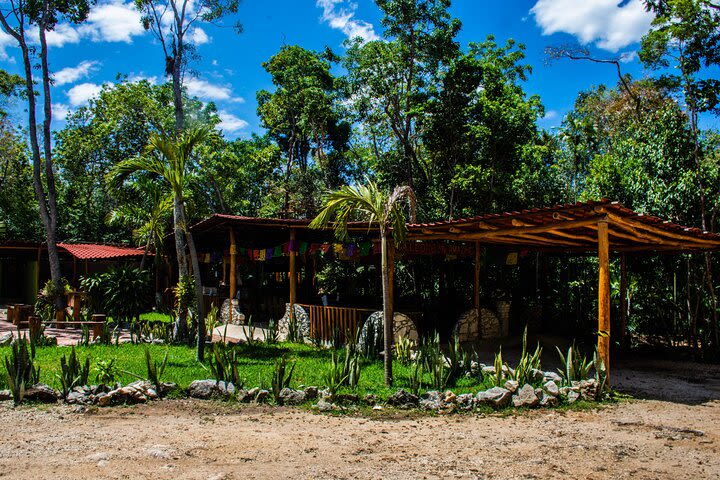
{"left": 407, "top": 199, "right": 720, "bottom": 252}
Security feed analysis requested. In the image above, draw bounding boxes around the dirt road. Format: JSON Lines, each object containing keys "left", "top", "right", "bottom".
{"left": 0, "top": 398, "right": 718, "bottom": 480}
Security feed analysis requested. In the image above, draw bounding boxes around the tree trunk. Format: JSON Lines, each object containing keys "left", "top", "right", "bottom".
{"left": 186, "top": 228, "right": 206, "bottom": 361}
{"left": 381, "top": 230, "right": 394, "bottom": 386}
{"left": 173, "top": 194, "right": 189, "bottom": 340}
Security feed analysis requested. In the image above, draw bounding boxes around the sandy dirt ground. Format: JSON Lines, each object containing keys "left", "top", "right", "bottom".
{"left": 0, "top": 397, "right": 718, "bottom": 480}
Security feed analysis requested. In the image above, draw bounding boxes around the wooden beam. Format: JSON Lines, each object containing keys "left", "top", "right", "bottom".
{"left": 597, "top": 220, "right": 611, "bottom": 384}
{"left": 606, "top": 212, "right": 720, "bottom": 246}
{"left": 229, "top": 229, "right": 237, "bottom": 324}
{"left": 474, "top": 242, "right": 481, "bottom": 314}
{"left": 620, "top": 253, "right": 628, "bottom": 350}
{"left": 289, "top": 229, "right": 297, "bottom": 306}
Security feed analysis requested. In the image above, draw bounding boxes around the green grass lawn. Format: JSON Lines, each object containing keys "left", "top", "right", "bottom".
{"left": 0, "top": 341, "right": 494, "bottom": 398}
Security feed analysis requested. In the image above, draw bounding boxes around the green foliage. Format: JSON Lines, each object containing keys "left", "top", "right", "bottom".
{"left": 556, "top": 342, "right": 592, "bottom": 387}
{"left": 491, "top": 347, "right": 504, "bottom": 387}
{"left": 446, "top": 334, "right": 471, "bottom": 385}
{"left": 80, "top": 265, "right": 151, "bottom": 322}
{"left": 420, "top": 333, "right": 449, "bottom": 391}
{"left": 506, "top": 327, "right": 543, "bottom": 386}
{"left": 407, "top": 356, "right": 424, "bottom": 395}
{"left": 206, "top": 342, "right": 243, "bottom": 387}
{"left": 323, "top": 351, "right": 348, "bottom": 396}
{"left": 144, "top": 347, "right": 168, "bottom": 390}
{"left": 34, "top": 279, "right": 69, "bottom": 322}
{"left": 94, "top": 359, "right": 119, "bottom": 386}
{"left": 286, "top": 310, "right": 303, "bottom": 344}
{"left": 57, "top": 347, "right": 90, "bottom": 398}
{"left": 395, "top": 336, "right": 415, "bottom": 366}
{"left": 270, "top": 356, "right": 295, "bottom": 404}
{"left": 4, "top": 337, "right": 40, "bottom": 405}
{"left": 593, "top": 347, "right": 608, "bottom": 399}
{"left": 264, "top": 319, "right": 279, "bottom": 344}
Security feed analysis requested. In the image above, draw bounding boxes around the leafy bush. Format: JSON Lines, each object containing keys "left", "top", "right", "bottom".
{"left": 34, "top": 279, "right": 70, "bottom": 322}
{"left": 80, "top": 265, "right": 152, "bottom": 323}
{"left": 4, "top": 336, "right": 40, "bottom": 405}
{"left": 57, "top": 347, "right": 90, "bottom": 398}
{"left": 94, "top": 359, "right": 120, "bottom": 386}
{"left": 271, "top": 356, "right": 295, "bottom": 404}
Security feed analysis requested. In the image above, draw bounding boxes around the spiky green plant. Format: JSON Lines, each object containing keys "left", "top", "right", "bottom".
{"left": 58, "top": 347, "right": 91, "bottom": 399}
{"left": 207, "top": 342, "right": 243, "bottom": 387}
{"left": 324, "top": 351, "right": 348, "bottom": 396}
{"left": 4, "top": 336, "right": 40, "bottom": 405}
{"left": 408, "top": 356, "right": 424, "bottom": 395}
{"left": 507, "top": 326, "right": 543, "bottom": 386}
{"left": 395, "top": 335, "right": 415, "bottom": 366}
{"left": 491, "top": 347, "right": 504, "bottom": 387}
{"left": 556, "top": 341, "right": 592, "bottom": 387}
{"left": 421, "top": 332, "right": 449, "bottom": 390}
{"left": 593, "top": 347, "right": 608, "bottom": 399}
{"left": 446, "top": 333, "right": 471, "bottom": 385}
{"left": 245, "top": 316, "right": 257, "bottom": 348}
{"left": 271, "top": 357, "right": 295, "bottom": 404}
{"left": 264, "top": 319, "right": 279, "bottom": 344}
{"left": 145, "top": 347, "right": 168, "bottom": 390}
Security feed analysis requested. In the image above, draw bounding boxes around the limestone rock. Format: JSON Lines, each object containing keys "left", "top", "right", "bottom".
{"left": 303, "top": 386, "right": 318, "bottom": 400}
{"left": 387, "top": 389, "right": 419, "bottom": 409}
{"left": 504, "top": 380, "right": 519, "bottom": 393}
{"left": 25, "top": 383, "right": 58, "bottom": 403}
{"left": 66, "top": 391, "right": 89, "bottom": 405}
{"left": 543, "top": 371, "right": 563, "bottom": 383}
{"left": 0, "top": 389, "right": 12, "bottom": 401}
{"left": 363, "top": 394, "right": 379, "bottom": 405}
{"left": 543, "top": 380, "right": 560, "bottom": 397}
{"left": 277, "top": 304, "right": 310, "bottom": 342}
{"left": 539, "top": 392, "right": 559, "bottom": 407}
{"left": 359, "top": 312, "right": 419, "bottom": 358}
{"left": 512, "top": 384, "right": 539, "bottom": 408}
{"left": 452, "top": 309, "right": 480, "bottom": 344}
{"left": 313, "top": 398, "right": 338, "bottom": 412}
{"left": 187, "top": 380, "right": 235, "bottom": 399}
{"left": 566, "top": 389, "right": 580, "bottom": 404}
{"left": 254, "top": 389, "right": 269, "bottom": 403}
{"left": 219, "top": 299, "right": 245, "bottom": 325}
{"left": 456, "top": 393, "right": 475, "bottom": 411}
{"left": 476, "top": 386, "right": 512, "bottom": 408}
{"left": 419, "top": 391, "right": 443, "bottom": 411}
{"left": 0, "top": 332, "right": 13, "bottom": 346}
{"left": 279, "top": 388, "right": 306, "bottom": 405}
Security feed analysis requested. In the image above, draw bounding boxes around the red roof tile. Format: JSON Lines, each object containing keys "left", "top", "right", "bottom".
{"left": 58, "top": 243, "right": 145, "bottom": 260}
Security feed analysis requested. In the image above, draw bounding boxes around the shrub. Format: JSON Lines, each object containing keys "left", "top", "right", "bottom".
{"left": 94, "top": 359, "right": 119, "bottom": 386}
{"left": 80, "top": 265, "right": 152, "bottom": 323}
{"left": 4, "top": 336, "right": 40, "bottom": 405}
{"left": 57, "top": 347, "right": 90, "bottom": 398}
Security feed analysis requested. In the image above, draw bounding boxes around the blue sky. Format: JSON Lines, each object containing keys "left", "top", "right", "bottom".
{"left": 1, "top": 0, "right": 663, "bottom": 138}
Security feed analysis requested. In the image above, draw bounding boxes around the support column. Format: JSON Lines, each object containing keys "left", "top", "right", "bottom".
{"left": 597, "top": 220, "right": 611, "bottom": 383}
{"left": 620, "top": 253, "right": 628, "bottom": 350}
{"left": 289, "top": 229, "right": 297, "bottom": 306}
{"left": 474, "top": 242, "right": 481, "bottom": 314}
{"left": 229, "top": 229, "right": 237, "bottom": 324}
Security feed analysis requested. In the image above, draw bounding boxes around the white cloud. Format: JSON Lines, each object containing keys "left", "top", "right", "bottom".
{"left": 217, "top": 110, "right": 249, "bottom": 134}
{"left": 126, "top": 74, "right": 159, "bottom": 85}
{"left": 66, "top": 82, "right": 105, "bottom": 107}
{"left": 52, "top": 103, "right": 72, "bottom": 121}
{"left": 188, "top": 27, "right": 211, "bottom": 45}
{"left": 543, "top": 109, "right": 558, "bottom": 120}
{"left": 185, "top": 77, "right": 244, "bottom": 103}
{"left": 54, "top": 60, "right": 101, "bottom": 86}
{"left": 531, "top": 0, "right": 653, "bottom": 52}
{"left": 45, "top": 24, "right": 82, "bottom": 47}
{"left": 0, "top": 30, "right": 15, "bottom": 62}
{"left": 79, "top": 0, "right": 145, "bottom": 43}
{"left": 619, "top": 50, "right": 638, "bottom": 64}
{"left": 316, "top": 0, "right": 379, "bottom": 42}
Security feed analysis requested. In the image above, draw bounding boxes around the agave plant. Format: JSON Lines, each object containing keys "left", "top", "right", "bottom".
{"left": 145, "top": 348, "right": 169, "bottom": 390}
{"left": 324, "top": 351, "right": 348, "bottom": 396}
{"left": 271, "top": 357, "right": 295, "bottom": 404}
{"left": 507, "top": 327, "right": 543, "bottom": 386}
{"left": 207, "top": 342, "right": 243, "bottom": 387}
{"left": 421, "top": 333, "right": 450, "bottom": 391}
{"left": 556, "top": 341, "right": 592, "bottom": 387}
{"left": 4, "top": 336, "right": 40, "bottom": 405}
{"left": 57, "top": 346, "right": 90, "bottom": 399}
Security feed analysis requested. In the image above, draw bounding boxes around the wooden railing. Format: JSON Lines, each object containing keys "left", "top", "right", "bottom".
{"left": 296, "top": 303, "right": 376, "bottom": 342}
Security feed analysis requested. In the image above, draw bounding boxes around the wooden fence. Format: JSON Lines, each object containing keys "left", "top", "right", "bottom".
{"left": 296, "top": 303, "right": 376, "bottom": 342}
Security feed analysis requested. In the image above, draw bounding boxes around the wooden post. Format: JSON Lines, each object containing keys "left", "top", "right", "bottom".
{"left": 289, "top": 229, "right": 297, "bottom": 306}
{"left": 620, "top": 253, "right": 628, "bottom": 350}
{"left": 229, "top": 229, "right": 237, "bottom": 324}
{"left": 597, "top": 220, "right": 611, "bottom": 383}
{"left": 474, "top": 242, "right": 481, "bottom": 314}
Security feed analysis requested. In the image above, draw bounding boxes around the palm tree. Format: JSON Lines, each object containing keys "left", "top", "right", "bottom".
{"left": 310, "top": 180, "right": 416, "bottom": 386}
{"left": 108, "top": 126, "right": 212, "bottom": 361}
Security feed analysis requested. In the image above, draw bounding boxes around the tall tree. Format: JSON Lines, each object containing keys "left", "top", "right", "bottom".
{"left": 257, "top": 45, "right": 351, "bottom": 217}
{"left": 109, "top": 127, "right": 213, "bottom": 359}
{"left": 343, "top": 0, "right": 461, "bottom": 194}
{"left": 0, "top": 0, "right": 91, "bottom": 307}
{"left": 134, "top": 0, "right": 241, "bottom": 131}
{"left": 310, "top": 181, "right": 416, "bottom": 386}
